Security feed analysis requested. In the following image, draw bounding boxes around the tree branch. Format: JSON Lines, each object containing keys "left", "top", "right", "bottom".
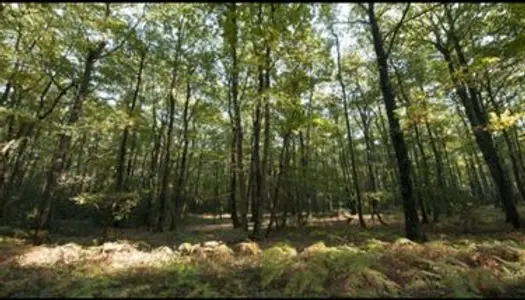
{"left": 38, "top": 79, "right": 54, "bottom": 112}
{"left": 384, "top": 4, "right": 442, "bottom": 40}
{"left": 99, "top": 7, "right": 147, "bottom": 60}
{"left": 38, "top": 81, "right": 77, "bottom": 120}
{"left": 383, "top": 4, "right": 442, "bottom": 58}
{"left": 331, "top": 20, "right": 369, "bottom": 27}
{"left": 384, "top": 3, "right": 411, "bottom": 58}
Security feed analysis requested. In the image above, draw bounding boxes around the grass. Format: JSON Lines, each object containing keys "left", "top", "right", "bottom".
{"left": 1, "top": 205, "right": 525, "bottom": 298}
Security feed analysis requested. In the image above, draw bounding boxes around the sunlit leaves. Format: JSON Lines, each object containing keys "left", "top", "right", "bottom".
{"left": 488, "top": 110, "right": 524, "bottom": 132}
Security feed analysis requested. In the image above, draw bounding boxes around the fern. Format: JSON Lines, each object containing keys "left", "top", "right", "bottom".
{"left": 260, "top": 245, "right": 297, "bottom": 288}
{"left": 443, "top": 274, "right": 482, "bottom": 298}
{"left": 284, "top": 262, "right": 329, "bottom": 297}
{"left": 363, "top": 238, "right": 388, "bottom": 253}
{"left": 341, "top": 268, "right": 400, "bottom": 297}
{"left": 301, "top": 242, "right": 329, "bottom": 258}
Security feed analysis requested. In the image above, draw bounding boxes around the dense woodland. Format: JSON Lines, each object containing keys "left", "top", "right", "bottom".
{"left": 1, "top": 2, "right": 525, "bottom": 241}
{"left": 3, "top": 2, "right": 525, "bottom": 298}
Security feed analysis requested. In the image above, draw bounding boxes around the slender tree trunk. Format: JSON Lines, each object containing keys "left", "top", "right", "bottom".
{"left": 302, "top": 74, "right": 314, "bottom": 219}
{"left": 214, "top": 162, "right": 221, "bottom": 219}
{"left": 229, "top": 131, "right": 241, "bottom": 228}
{"left": 340, "top": 147, "right": 356, "bottom": 214}
{"left": 253, "top": 13, "right": 272, "bottom": 238}
{"left": 155, "top": 68, "right": 178, "bottom": 233}
{"left": 147, "top": 101, "right": 162, "bottom": 230}
{"left": 394, "top": 67, "right": 430, "bottom": 224}
{"left": 362, "top": 122, "right": 377, "bottom": 192}
{"left": 485, "top": 77, "right": 525, "bottom": 202}
{"left": 299, "top": 131, "right": 308, "bottom": 222}
{"left": 227, "top": 3, "right": 248, "bottom": 231}
{"left": 455, "top": 109, "right": 492, "bottom": 204}
{"left": 366, "top": 3, "right": 424, "bottom": 241}
{"left": 433, "top": 20, "right": 520, "bottom": 228}
{"left": 425, "top": 121, "right": 446, "bottom": 222}
{"left": 171, "top": 76, "right": 193, "bottom": 231}
{"left": 331, "top": 25, "right": 366, "bottom": 229}
{"left": 116, "top": 48, "right": 146, "bottom": 194}
{"left": 259, "top": 71, "right": 271, "bottom": 232}
{"left": 192, "top": 152, "right": 204, "bottom": 211}
{"left": 1, "top": 74, "right": 73, "bottom": 220}
{"left": 227, "top": 70, "right": 241, "bottom": 228}
{"left": 510, "top": 128, "right": 525, "bottom": 173}
{"left": 376, "top": 108, "right": 400, "bottom": 206}
{"left": 34, "top": 41, "right": 107, "bottom": 242}
{"left": 410, "top": 136, "right": 429, "bottom": 224}
{"left": 126, "top": 132, "right": 138, "bottom": 185}
{"left": 266, "top": 131, "right": 290, "bottom": 237}
{"left": 249, "top": 66, "right": 263, "bottom": 232}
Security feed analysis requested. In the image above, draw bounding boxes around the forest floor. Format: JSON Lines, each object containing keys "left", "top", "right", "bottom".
{"left": 2, "top": 206, "right": 525, "bottom": 298}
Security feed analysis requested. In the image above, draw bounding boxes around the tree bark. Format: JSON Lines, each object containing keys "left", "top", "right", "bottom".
{"left": 424, "top": 121, "right": 446, "bottom": 222}
{"left": 253, "top": 7, "right": 272, "bottom": 238}
{"left": 366, "top": 3, "right": 424, "bottom": 241}
{"left": 331, "top": 25, "right": 366, "bottom": 229}
{"left": 432, "top": 16, "right": 521, "bottom": 228}
{"left": 485, "top": 75, "right": 525, "bottom": 202}
{"left": 34, "top": 40, "right": 107, "bottom": 241}
{"left": 115, "top": 48, "right": 147, "bottom": 193}
{"left": 266, "top": 131, "right": 291, "bottom": 237}
{"left": 228, "top": 3, "right": 248, "bottom": 231}
{"left": 227, "top": 75, "right": 241, "bottom": 228}
{"left": 155, "top": 67, "right": 178, "bottom": 232}
{"left": 171, "top": 75, "right": 193, "bottom": 231}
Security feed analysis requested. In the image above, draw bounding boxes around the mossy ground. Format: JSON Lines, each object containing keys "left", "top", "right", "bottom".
{"left": 2, "top": 206, "right": 525, "bottom": 298}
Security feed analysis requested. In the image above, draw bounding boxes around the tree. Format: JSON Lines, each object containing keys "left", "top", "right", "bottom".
{"left": 359, "top": 3, "right": 425, "bottom": 241}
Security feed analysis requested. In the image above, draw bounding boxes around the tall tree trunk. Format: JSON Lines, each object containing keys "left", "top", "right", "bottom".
{"left": 155, "top": 67, "right": 178, "bottom": 233}
{"left": 376, "top": 107, "right": 400, "bottom": 206}
{"left": 410, "top": 135, "right": 429, "bottom": 224}
{"left": 249, "top": 64, "right": 263, "bottom": 230}
{"left": 147, "top": 101, "right": 162, "bottom": 230}
{"left": 214, "top": 161, "right": 221, "bottom": 219}
{"left": 192, "top": 152, "right": 204, "bottom": 211}
{"left": 340, "top": 146, "right": 356, "bottom": 214}
{"left": 432, "top": 17, "right": 520, "bottom": 228}
{"left": 34, "top": 41, "right": 107, "bottom": 241}
{"left": 362, "top": 118, "right": 377, "bottom": 192}
{"left": 266, "top": 131, "right": 291, "bottom": 237}
{"left": 425, "top": 121, "right": 446, "bottom": 222}
{"left": 227, "top": 72, "right": 241, "bottom": 228}
{"left": 331, "top": 25, "right": 366, "bottom": 229}
{"left": 1, "top": 74, "right": 73, "bottom": 221}
{"left": 510, "top": 128, "right": 525, "bottom": 173}
{"left": 299, "top": 131, "right": 308, "bottom": 221}
{"left": 455, "top": 106, "right": 493, "bottom": 203}
{"left": 229, "top": 131, "right": 241, "bottom": 228}
{"left": 259, "top": 63, "right": 271, "bottom": 232}
{"left": 126, "top": 132, "right": 138, "bottom": 185}
{"left": 171, "top": 75, "right": 193, "bottom": 231}
{"left": 253, "top": 11, "right": 272, "bottom": 238}
{"left": 227, "top": 3, "right": 248, "bottom": 231}
{"left": 366, "top": 3, "right": 424, "bottom": 241}
{"left": 485, "top": 75, "right": 525, "bottom": 202}
{"left": 394, "top": 66, "right": 430, "bottom": 224}
{"left": 115, "top": 48, "right": 146, "bottom": 193}
{"left": 302, "top": 71, "right": 314, "bottom": 218}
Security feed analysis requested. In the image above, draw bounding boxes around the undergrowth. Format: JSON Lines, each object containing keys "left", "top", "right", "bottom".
{"left": 1, "top": 235, "right": 525, "bottom": 298}
{"left": 2, "top": 206, "right": 525, "bottom": 298}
